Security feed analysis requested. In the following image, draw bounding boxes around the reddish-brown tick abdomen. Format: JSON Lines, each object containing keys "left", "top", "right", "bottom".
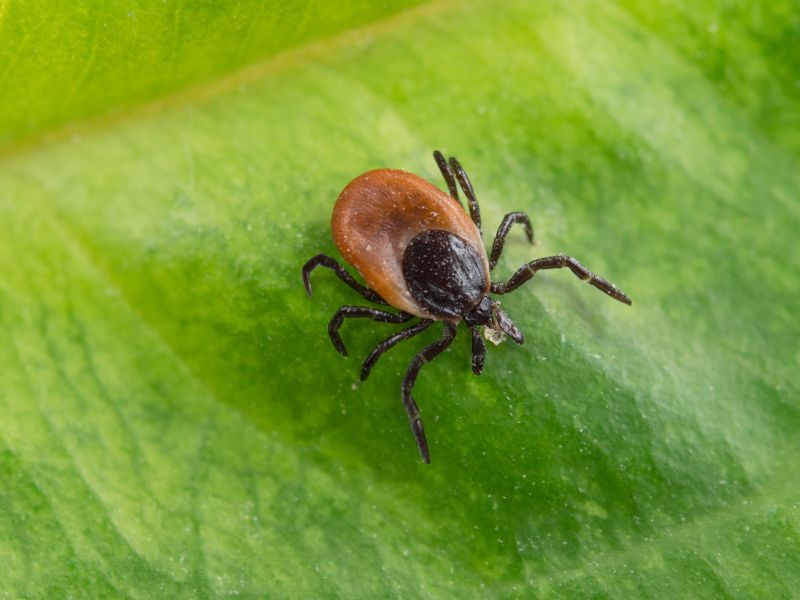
{"left": 332, "top": 169, "right": 489, "bottom": 319}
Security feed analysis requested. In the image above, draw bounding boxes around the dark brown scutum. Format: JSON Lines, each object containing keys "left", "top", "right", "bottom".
{"left": 402, "top": 230, "right": 488, "bottom": 320}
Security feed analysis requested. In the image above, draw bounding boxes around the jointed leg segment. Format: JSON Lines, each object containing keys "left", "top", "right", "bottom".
{"left": 470, "top": 327, "right": 486, "bottom": 375}
{"left": 360, "top": 319, "right": 433, "bottom": 382}
{"left": 433, "top": 150, "right": 462, "bottom": 207}
{"left": 491, "top": 254, "right": 632, "bottom": 305}
{"left": 489, "top": 212, "right": 534, "bottom": 269}
{"left": 432, "top": 151, "right": 483, "bottom": 234}
{"left": 402, "top": 322, "right": 457, "bottom": 463}
{"left": 328, "top": 306, "right": 414, "bottom": 356}
{"left": 302, "top": 254, "right": 386, "bottom": 304}
{"left": 448, "top": 157, "right": 482, "bottom": 234}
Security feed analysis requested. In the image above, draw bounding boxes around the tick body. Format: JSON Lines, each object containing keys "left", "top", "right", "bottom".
{"left": 332, "top": 170, "right": 489, "bottom": 320}
{"left": 302, "top": 151, "right": 631, "bottom": 463}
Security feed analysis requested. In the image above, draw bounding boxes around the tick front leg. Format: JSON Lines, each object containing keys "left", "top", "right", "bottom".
{"left": 401, "top": 322, "right": 457, "bottom": 463}
{"left": 360, "top": 319, "right": 433, "bottom": 382}
{"left": 302, "top": 254, "right": 386, "bottom": 304}
{"left": 448, "top": 157, "right": 482, "bottom": 235}
{"left": 490, "top": 254, "right": 632, "bottom": 305}
{"left": 433, "top": 150, "right": 462, "bottom": 208}
{"left": 489, "top": 212, "right": 534, "bottom": 270}
{"left": 328, "top": 306, "right": 414, "bottom": 357}
{"left": 470, "top": 327, "right": 486, "bottom": 375}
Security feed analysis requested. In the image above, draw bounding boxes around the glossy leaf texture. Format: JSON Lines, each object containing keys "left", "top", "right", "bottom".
{"left": 1, "top": 0, "right": 799, "bottom": 597}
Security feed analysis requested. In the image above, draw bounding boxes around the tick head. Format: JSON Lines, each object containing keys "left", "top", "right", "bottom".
{"left": 463, "top": 296, "right": 525, "bottom": 345}
{"left": 463, "top": 295, "right": 493, "bottom": 327}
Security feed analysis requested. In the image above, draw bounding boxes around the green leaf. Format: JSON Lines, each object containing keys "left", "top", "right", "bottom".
{"left": 0, "top": 0, "right": 424, "bottom": 148}
{"left": 2, "top": 0, "right": 799, "bottom": 597}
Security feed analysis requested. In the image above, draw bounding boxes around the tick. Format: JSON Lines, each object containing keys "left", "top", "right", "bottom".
{"left": 302, "top": 151, "right": 631, "bottom": 463}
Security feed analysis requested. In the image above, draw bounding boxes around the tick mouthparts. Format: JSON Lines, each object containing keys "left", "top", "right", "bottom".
{"left": 493, "top": 304, "right": 525, "bottom": 345}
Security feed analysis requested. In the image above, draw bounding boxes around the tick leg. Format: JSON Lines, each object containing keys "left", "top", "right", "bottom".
{"left": 489, "top": 212, "right": 535, "bottom": 270}
{"left": 470, "top": 327, "right": 486, "bottom": 375}
{"left": 448, "top": 157, "right": 482, "bottom": 235}
{"left": 360, "top": 319, "right": 433, "bottom": 382}
{"left": 433, "top": 150, "right": 463, "bottom": 208}
{"left": 490, "top": 254, "right": 632, "bottom": 305}
{"left": 402, "top": 322, "right": 457, "bottom": 463}
{"left": 328, "top": 306, "right": 414, "bottom": 357}
{"left": 302, "top": 254, "right": 387, "bottom": 304}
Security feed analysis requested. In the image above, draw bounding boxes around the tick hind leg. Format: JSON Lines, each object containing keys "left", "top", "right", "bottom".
{"left": 328, "top": 306, "right": 414, "bottom": 357}
{"left": 360, "top": 319, "right": 433, "bottom": 382}
{"left": 448, "top": 156, "right": 482, "bottom": 234}
{"left": 401, "top": 322, "right": 457, "bottom": 463}
{"left": 489, "top": 212, "right": 535, "bottom": 270}
{"left": 490, "top": 254, "right": 632, "bottom": 305}
{"left": 302, "top": 254, "right": 386, "bottom": 304}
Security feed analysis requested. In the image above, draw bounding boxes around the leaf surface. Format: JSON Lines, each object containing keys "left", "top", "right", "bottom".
{"left": 1, "top": 0, "right": 799, "bottom": 597}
